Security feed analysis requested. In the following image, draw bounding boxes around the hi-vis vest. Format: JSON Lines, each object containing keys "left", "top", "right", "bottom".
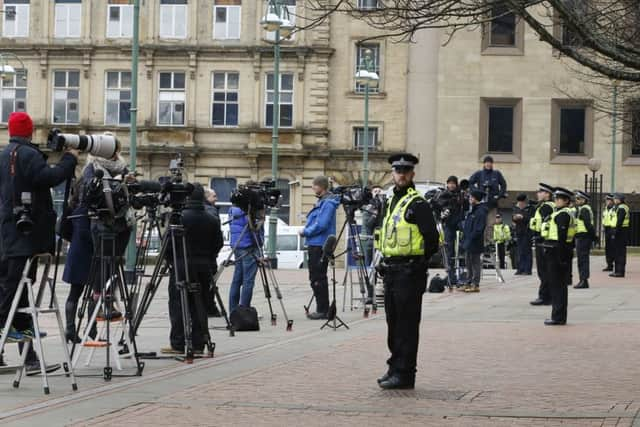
{"left": 603, "top": 206, "right": 617, "bottom": 228}
{"left": 542, "top": 207, "right": 577, "bottom": 242}
{"left": 617, "top": 203, "right": 630, "bottom": 228}
{"left": 529, "top": 201, "right": 555, "bottom": 233}
{"left": 493, "top": 224, "right": 511, "bottom": 243}
{"left": 380, "top": 187, "right": 425, "bottom": 257}
{"left": 576, "top": 204, "right": 593, "bottom": 234}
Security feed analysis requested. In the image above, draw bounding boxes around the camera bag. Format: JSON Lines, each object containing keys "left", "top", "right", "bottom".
{"left": 230, "top": 306, "right": 260, "bottom": 331}
{"left": 428, "top": 274, "right": 447, "bottom": 293}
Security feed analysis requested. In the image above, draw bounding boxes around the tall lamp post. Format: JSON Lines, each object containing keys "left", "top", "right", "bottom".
{"left": 587, "top": 158, "right": 603, "bottom": 247}
{"left": 610, "top": 81, "right": 618, "bottom": 193}
{"left": 354, "top": 48, "right": 379, "bottom": 187}
{"left": 261, "top": 1, "right": 293, "bottom": 268}
{"left": 0, "top": 52, "right": 26, "bottom": 80}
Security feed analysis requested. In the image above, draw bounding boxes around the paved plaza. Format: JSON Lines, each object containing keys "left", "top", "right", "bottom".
{"left": 1, "top": 256, "right": 639, "bottom": 426}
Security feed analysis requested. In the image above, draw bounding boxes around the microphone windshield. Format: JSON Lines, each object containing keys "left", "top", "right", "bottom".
{"left": 322, "top": 235, "right": 337, "bottom": 258}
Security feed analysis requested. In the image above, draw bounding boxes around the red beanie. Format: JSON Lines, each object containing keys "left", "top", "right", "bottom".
{"left": 8, "top": 112, "right": 33, "bottom": 138}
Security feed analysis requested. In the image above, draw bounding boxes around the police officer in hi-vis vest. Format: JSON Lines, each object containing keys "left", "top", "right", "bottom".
{"left": 602, "top": 194, "right": 616, "bottom": 272}
{"left": 611, "top": 193, "right": 630, "bottom": 278}
{"left": 529, "top": 183, "right": 555, "bottom": 306}
{"left": 493, "top": 214, "right": 511, "bottom": 269}
{"left": 376, "top": 153, "right": 439, "bottom": 390}
{"left": 573, "top": 190, "right": 595, "bottom": 289}
{"left": 540, "top": 187, "right": 576, "bottom": 325}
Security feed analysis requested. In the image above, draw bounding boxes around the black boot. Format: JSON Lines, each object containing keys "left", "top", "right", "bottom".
{"left": 574, "top": 279, "right": 589, "bottom": 289}
{"left": 65, "top": 300, "right": 81, "bottom": 344}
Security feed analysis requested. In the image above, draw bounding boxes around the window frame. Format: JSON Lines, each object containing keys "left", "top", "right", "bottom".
{"left": 52, "top": 70, "right": 80, "bottom": 125}
{"left": 211, "top": 71, "right": 239, "bottom": 128}
{"left": 2, "top": 3, "right": 29, "bottom": 38}
{"left": 265, "top": 72, "right": 294, "bottom": 129}
{"left": 106, "top": 3, "right": 133, "bottom": 39}
{"left": 353, "top": 126, "right": 379, "bottom": 151}
{"left": 354, "top": 43, "right": 381, "bottom": 94}
{"left": 479, "top": 97, "right": 522, "bottom": 163}
{"left": 157, "top": 71, "right": 186, "bottom": 127}
{"left": 104, "top": 70, "right": 132, "bottom": 126}
{"left": 549, "top": 98, "right": 594, "bottom": 164}
{"left": 622, "top": 99, "right": 640, "bottom": 165}
{"left": 0, "top": 69, "right": 27, "bottom": 123}
{"left": 159, "top": 2, "right": 188, "bottom": 39}
{"left": 54, "top": 2, "right": 82, "bottom": 39}
{"left": 481, "top": 5, "right": 525, "bottom": 56}
{"left": 357, "top": 0, "right": 379, "bottom": 10}
{"left": 213, "top": 4, "right": 241, "bottom": 40}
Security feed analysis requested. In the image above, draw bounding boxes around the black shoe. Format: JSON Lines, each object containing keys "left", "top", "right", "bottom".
{"left": 530, "top": 298, "right": 550, "bottom": 306}
{"left": 574, "top": 280, "right": 589, "bottom": 289}
{"left": 65, "top": 327, "right": 81, "bottom": 344}
{"left": 307, "top": 312, "right": 328, "bottom": 320}
{"left": 378, "top": 374, "right": 415, "bottom": 390}
{"left": 514, "top": 271, "right": 522, "bottom": 275}
{"left": 377, "top": 371, "right": 392, "bottom": 384}
{"left": 544, "top": 319, "right": 566, "bottom": 326}
{"left": 365, "top": 297, "right": 374, "bottom": 305}
{"left": 602, "top": 267, "right": 613, "bottom": 272}
{"left": 609, "top": 273, "right": 625, "bottom": 278}
{"left": 25, "top": 362, "right": 62, "bottom": 376}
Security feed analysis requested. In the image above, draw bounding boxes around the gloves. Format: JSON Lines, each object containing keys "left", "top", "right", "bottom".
{"left": 375, "top": 262, "right": 386, "bottom": 277}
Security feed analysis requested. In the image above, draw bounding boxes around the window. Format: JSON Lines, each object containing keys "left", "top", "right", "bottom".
{"left": 632, "top": 108, "right": 640, "bottom": 156}
{"left": 213, "top": 0, "right": 241, "bottom": 40}
{"left": 53, "top": 70, "right": 80, "bottom": 124}
{"left": 105, "top": 71, "right": 131, "bottom": 125}
{"left": 158, "top": 71, "right": 185, "bottom": 126}
{"left": 265, "top": 72, "right": 293, "bottom": 128}
{"left": 210, "top": 177, "right": 236, "bottom": 215}
{"left": 479, "top": 98, "right": 522, "bottom": 162}
{"left": 357, "top": 0, "right": 379, "bottom": 10}
{"left": 2, "top": 1, "right": 29, "bottom": 38}
{"left": 54, "top": 0, "right": 81, "bottom": 38}
{"left": 623, "top": 100, "right": 640, "bottom": 161}
{"left": 355, "top": 43, "right": 380, "bottom": 93}
{"left": 275, "top": 178, "right": 290, "bottom": 224}
{"left": 212, "top": 72, "right": 239, "bottom": 127}
{"left": 481, "top": 4, "right": 524, "bottom": 55}
{"left": 107, "top": 2, "right": 133, "bottom": 38}
{"left": 550, "top": 99, "right": 593, "bottom": 162}
{"left": 265, "top": 0, "right": 295, "bottom": 41}
{"left": 554, "top": 0, "right": 585, "bottom": 48}
{"left": 353, "top": 127, "right": 379, "bottom": 150}
{"left": 160, "top": 0, "right": 187, "bottom": 39}
{"left": 0, "top": 70, "right": 27, "bottom": 123}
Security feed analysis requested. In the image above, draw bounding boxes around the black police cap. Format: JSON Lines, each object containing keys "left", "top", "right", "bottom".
{"left": 574, "top": 190, "right": 590, "bottom": 201}
{"left": 538, "top": 183, "right": 554, "bottom": 194}
{"left": 614, "top": 193, "right": 625, "bottom": 201}
{"left": 553, "top": 186, "right": 573, "bottom": 200}
{"left": 388, "top": 153, "right": 419, "bottom": 169}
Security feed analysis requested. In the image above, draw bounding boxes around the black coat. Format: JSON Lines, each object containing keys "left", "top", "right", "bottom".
{"left": 0, "top": 137, "right": 77, "bottom": 258}
{"left": 468, "top": 168, "right": 507, "bottom": 209}
{"left": 181, "top": 199, "right": 224, "bottom": 272}
{"left": 461, "top": 203, "right": 488, "bottom": 254}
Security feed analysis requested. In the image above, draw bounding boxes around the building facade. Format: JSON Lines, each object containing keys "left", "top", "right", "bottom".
{"left": 0, "top": 0, "right": 411, "bottom": 225}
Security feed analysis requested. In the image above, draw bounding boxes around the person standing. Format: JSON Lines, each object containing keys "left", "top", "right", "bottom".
{"left": 529, "top": 183, "right": 555, "bottom": 306}
{"left": 377, "top": 153, "right": 439, "bottom": 389}
{"left": 540, "top": 188, "right": 576, "bottom": 325}
{"left": 611, "top": 193, "right": 630, "bottom": 278}
{"left": 492, "top": 214, "right": 511, "bottom": 270}
{"left": 573, "top": 190, "right": 595, "bottom": 289}
{"left": 460, "top": 190, "right": 488, "bottom": 293}
{"left": 602, "top": 194, "right": 616, "bottom": 272}
{"left": 512, "top": 193, "right": 534, "bottom": 275}
{"left": 300, "top": 176, "right": 339, "bottom": 320}
{"left": 468, "top": 155, "right": 507, "bottom": 244}
{"left": 441, "top": 176, "right": 464, "bottom": 285}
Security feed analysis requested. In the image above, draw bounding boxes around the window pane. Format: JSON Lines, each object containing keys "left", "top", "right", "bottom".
{"left": 227, "top": 103, "right": 238, "bottom": 126}
{"left": 121, "top": 72, "right": 132, "bottom": 88}
{"left": 490, "top": 5, "right": 516, "bottom": 46}
{"left": 227, "top": 73, "right": 239, "bottom": 89}
{"left": 175, "top": 5, "right": 186, "bottom": 37}
{"left": 54, "top": 71, "right": 66, "bottom": 87}
{"left": 266, "top": 104, "right": 273, "bottom": 127}
{"left": 266, "top": 73, "right": 274, "bottom": 90}
{"left": 120, "top": 90, "right": 131, "bottom": 101}
{"left": 281, "top": 74, "right": 293, "bottom": 90}
{"left": 160, "top": 6, "right": 173, "bottom": 37}
{"left": 210, "top": 178, "right": 237, "bottom": 203}
{"left": 107, "top": 72, "right": 119, "bottom": 88}
{"left": 212, "top": 103, "right": 225, "bottom": 126}
{"left": 67, "top": 89, "right": 79, "bottom": 100}
{"left": 215, "top": 7, "right": 227, "bottom": 23}
{"left": 280, "top": 93, "right": 293, "bottom": 103}
{"left": 158, "top": 102, "right": 172, "bottom": 124}
{"left": 53, "top": 100, "right": 66, "bottom": 123}
{"left": 122, "top": 6, "right": 133, "bottom": 37}
{"left": 227, "top": 92, "right": 238, "bottom": 102}
{"left": 173, "top": 73, "right": 185, "bottom": 89}
{"left": 228, "top": 7, "right": 241, "bottom": 39}
{"left": 119, "top": 101, "right": 131, "bottom": 124}
{"left": 173, "top": 103, "right": 184, "bottom": 124}
{"left": 213, "top": 72, "right": 225, "bottom": 89}
{"left": 160, "top": 72, "right": 172, "bottom": 89}
{"left": 2, "top": 99, "right": 13, "bottom": 123}
{"left": 488, "top": 106, "right": 514, "bottom": 153}
{"left": 559, "top": 108, "right": 586, "bottom": 154}
{"left": 213, "top": 92, "right": 225, "bottom": 102}
{"left": 632, "top": 109, "right": 640, "bottom": 156}
{"left": 109, "top": 6, "right": 120, "bottom": 21}
{"left": 68, "top": 71, "right": 80, "bottom": 87}
{"left": 106, "top": 100, "right": 119, "bottom": 125}
{"left": 68, "top": 103, "right": 79, "bottom": 123}
{"left": 280, "top": 105, "right": 292, "bottom": 127}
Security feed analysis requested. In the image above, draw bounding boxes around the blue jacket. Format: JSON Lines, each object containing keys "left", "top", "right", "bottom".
{"left": 468, "top": 168, "right": 507, "bottom": 209}
{"left": 229, "top": 206, "right": 263, "bottom": 250}
{"left": 302, "top": 193, "right": 339, "bottom": 247}
{"left": 461, "top": 202, "right": 488, "bottom": 254}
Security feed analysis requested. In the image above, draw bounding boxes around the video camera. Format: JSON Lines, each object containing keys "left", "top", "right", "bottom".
{"left": 47, "top": 128, "right": 120, "bottom": 160}
{"left": 83, "top": 169, "right": 130, "bottom": 226}
{"left": 230, "top": 179, "right": 281, "bottom": 214}
{"left": 425, "top": 187, "right": 457, "bottom": 221}
{"left": 333, "top": 185, "right": 371, "bottom": 209}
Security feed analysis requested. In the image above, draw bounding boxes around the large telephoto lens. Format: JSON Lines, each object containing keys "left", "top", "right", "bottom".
{"left": 60, "top": 134, "right": 119, "bottom": 159}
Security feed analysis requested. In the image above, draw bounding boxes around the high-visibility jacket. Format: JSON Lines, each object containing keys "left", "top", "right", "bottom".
{"left": 380, "top": 187, "right": 425, "bottom": 257}
{"left": 617, "top": 203, "right": 630, "bottom": 228}
{"left": 576, "top": 204, "right": 593, "bottom": 234}
{"left": 529, "top": 201, "right": 555, "bottom": 233}
{"left": 602, "top": 206, "right": 617, "bottom": 228}
{"left": 493, "top": 223, "right": 511, "bottom": 244}
{"left": 542, "top": 207, "right": 577, "bottom": 243}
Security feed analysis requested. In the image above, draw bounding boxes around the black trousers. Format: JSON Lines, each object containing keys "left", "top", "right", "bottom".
{"left": 168, "top": 268, "right": 209, "bottom": 351}
{"left": 516, "top": 236, "right": 533, "bottom": 274}
{"left": 604, "top": 228, "right": 614, "bottom": 268}
{"left": 535, "top": 244, "right": 551, "bottom": 302}
{"left": 575, "top": 236, "right": 591, "bottom": 281}
{"left": 543, "top": 246, "right": 569, "bottom": 322}
{"left": 613, "top": 229, "right": 628, "bottom": 275}
{"left": 383, "top": 264, "right": 427, "bottom": 378}
{"left": 0, "top": 256, "right": 35, "bottom": 331}
{"left": 497, "top": 242, "right": 506, "bottom": 269}
{"left": 307, "top": 246, "right": 329, "bottom": 314}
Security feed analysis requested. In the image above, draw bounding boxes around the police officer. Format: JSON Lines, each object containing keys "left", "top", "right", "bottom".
{"left": 529, "top": 183, "right": 555, "bottom": 306}
{"left": 512, "top": 193, "right": 534, "bottom": 275}
{"left": 541, "top": 187, "right": 575, "bottom": 325}
{"left": 602, "top": 194, "right": 616, "bottom": 271}
{"left": 611, "top": 193, "right": 630, "bottom": 278}
{"left": 573, "top": 190, "right": 595, "bottom": 289}
{"left": 492, "top": 214, "right": 511, "bottom": 269}
{"left": 377, "top": 153, "right": 439, "bottom": 390}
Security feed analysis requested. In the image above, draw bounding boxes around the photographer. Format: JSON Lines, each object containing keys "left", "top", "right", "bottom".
{"left": 362, "top": 185, "right": 385, "bottom": 268}
{"left": 163, "top": 184, "right": 222, "bottom": 354}
{"left": 299, "top": 176, "right": 339, "bottom": 320}
{"left": 511, "top": 193, "right": 534, "bottom": 275}
{"left": 441, "top": 176, "right": 464, "bottom": 285}
{"left": 469, "top": 156, "right": 507, "bottom": 244}
{"left": 0, "top": 112, "right": 78, "bottom": 367}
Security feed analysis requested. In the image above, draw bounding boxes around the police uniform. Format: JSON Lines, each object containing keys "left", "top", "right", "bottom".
{"left": 377, "top": 153, "right": 439, "bottom": 390}
{"left": 529, "top": 183, "right": 555, "bottom": 306}
{"left": 541, "top": 187, "right": 576, "bottom": 325}
{"left": 602, "top": 194, "right": 617, "bottom": 271}
{"left": 492, "top": 216, "right": 511, "bottom": 269}
{"left": 573, "top": 190, "right": 595, "bottom": 289}
{"left": 611, "top": 193, "right": 630, "bottom": 278}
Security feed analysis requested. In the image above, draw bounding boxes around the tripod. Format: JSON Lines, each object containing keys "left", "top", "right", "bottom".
{"left": 322, "top": 239, "right": 348, "bottom": 330}
{"left": 436, "top": 222, "right": 456, "bottom": 292}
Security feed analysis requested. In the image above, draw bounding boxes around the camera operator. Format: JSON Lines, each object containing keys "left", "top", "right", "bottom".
{"left": 362, "top": 185, "right": 384, "bottom": 267}
{"left": 202, "top": 187, "right": 222, "bottom": 316}
{"left": 469, "top": 156, "right": 507, "bottom": 244}
{"left": 162, "top": 184, "right": 222, "bottom": 354}
{"left": 299, "top": 176, "right": 339, "bottom": 320}
{"left": 511, "top": 193, "right": 534, "bottom": 275}
{"left": 0, "top": 112, "right": 78, "bottom": 369}
{"left": 441, "top": 176, "right": 464, "bottom": 285}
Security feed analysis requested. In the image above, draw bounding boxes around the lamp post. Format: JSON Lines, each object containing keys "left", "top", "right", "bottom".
{"left": 261, "top": 0, "right": 293, "bottom": 268}
{"left": 0, "top": 51, "right": 26, "bottom": 80}
{"left": 354, "top": 48, "right": 379, "bottom": 187}
{"left": 587, "top": 158, "right": 603, "bottom": 248}
{"left": 610, "top": 81, "right": 618, "bottom": 193}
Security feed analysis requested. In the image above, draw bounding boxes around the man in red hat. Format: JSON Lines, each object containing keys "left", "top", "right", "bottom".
{"left": 0, "top": 112, "right": 78, "bottom": 371}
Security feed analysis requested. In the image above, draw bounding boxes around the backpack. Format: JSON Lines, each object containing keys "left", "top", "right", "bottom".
{"left": 230, "top": 306, "right": 260, "bottom": 331}
{"left": 428, "top": 274, "right": 447, "bottom": 293}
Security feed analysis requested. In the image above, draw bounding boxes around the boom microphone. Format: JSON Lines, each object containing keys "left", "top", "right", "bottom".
{"left": 322, "top": 235, "right": 337, "bottom": 260}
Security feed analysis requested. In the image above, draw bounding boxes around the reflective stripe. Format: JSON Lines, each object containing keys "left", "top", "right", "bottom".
{"left": 576, "top": 204, "right": 593, "bottom": 234}
{"left": 529, "top": 201, "right": 555, "bottom": 232}
{"left": 380, "top": 187, "right": 425, "bottom": 257}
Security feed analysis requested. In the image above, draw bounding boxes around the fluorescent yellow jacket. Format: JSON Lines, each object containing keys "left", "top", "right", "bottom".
{"left": 380, "top": 187, "right": 425, "bottom": 257}
{"left": 493, "top": 223, "right": 511, "bottom": 243}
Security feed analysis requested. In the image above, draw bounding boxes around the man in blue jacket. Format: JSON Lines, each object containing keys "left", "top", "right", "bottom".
{"left": 469, "top": 156, "right": 507, "bottom": 244}
{"left": 300, "top": 176, "right": 339, "bottom": 320}
{"left": 460, "top": 190, "right": 488, "bottom": 293}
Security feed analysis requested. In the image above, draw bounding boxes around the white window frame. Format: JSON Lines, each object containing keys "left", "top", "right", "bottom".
{"left": 2, "top": 3, "right": 29, "bottom": 38}
{"left": 353, "top": 127, "right": 379, "bottom": 150}
{"left": 52, "top": 70, "right": 80, "bottom": 124}
{"left": 104, "top": 71, "right": 132, "bottom": 126}
{"left": 106, "top": 3, "right": 133, "bottom": 38}
{"left": 355, "top": 43, "right": 381, "bottom": 93}
{"left": 54, "top": 2, "right": 82, "bottom": 38}
{"left": 265, "top": 72, "right": 294, "bottom": 129}
{"left": 357, "top": 0, "right": 379, "bottom": 10}
{"left": 159, "top": 3, "right": 187, "bottom": 39}
{"left": 213, "top": 5, "right": 241, "bottom": 40}
{"left": 211, "top": 72, "right": 239, "bottom": 128}
{"left": 0, "top": 70, "right": 27, "bottom": 123}
{"left": 157, "top": 71, "right": 186, "bottom": 126}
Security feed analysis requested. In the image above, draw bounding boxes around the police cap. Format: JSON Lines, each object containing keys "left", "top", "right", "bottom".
{"left": 538, "top": 183, "right": 554, "bottom": 194}
{"left": 574, "top": 190, "right": 590, "bottom": 201}
{"left": 388, "top": 153, "right": 419, "bottom": 171}
{"left": 614, "top": 192, "right": 625, "bottom": 201}
{"left": 553, "top": 186, "right": 573, "bottom": 200}
{"left": 605, "top": 193, "right": 614, "bottom": 200}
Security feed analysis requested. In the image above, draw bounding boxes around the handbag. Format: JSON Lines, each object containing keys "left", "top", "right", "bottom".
{"left": 56, "top": 206, "right": 74, "bottom": 242}
{"left": 230, "top": 306, "right": 260, "bottom": 331}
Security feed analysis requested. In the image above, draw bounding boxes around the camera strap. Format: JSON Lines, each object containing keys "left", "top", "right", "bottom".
{"left": 9, "top": 143, "right": 23, "bottom": 210}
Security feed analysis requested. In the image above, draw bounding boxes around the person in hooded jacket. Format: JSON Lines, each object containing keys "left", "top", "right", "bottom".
{"left": 460, "top": 190, "right": 488, "bottom": 293}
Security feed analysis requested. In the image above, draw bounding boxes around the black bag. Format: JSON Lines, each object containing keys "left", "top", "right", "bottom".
{"left": 428, "top": 274, "right": 447, "bottom": 293}
{"left": 230, "top": 306, "right": 260, "bottom": 331}
{"left": 56, "top": 206, "right": 74, "bottom": 242}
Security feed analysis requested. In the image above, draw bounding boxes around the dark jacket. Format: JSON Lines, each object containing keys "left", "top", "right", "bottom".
{"left": 512, "top": 204, "right": 534, "bottom": 238}
{"left": 302, "top": 193, "right": 340, "bottom": 247}
{"left": 0, "top": 137, "right": 77, "bottom": 258}
{"left": 468, "top": 168, "right": 507, "bottom": 209}
{"left": 182, "top": 199, "right": 224, "bottom": 270}
{"left": 461, "top": 202, "right": 488, "bottom": 254}
{"left": 441, "top": 188, "right": 464, "bottom": 229}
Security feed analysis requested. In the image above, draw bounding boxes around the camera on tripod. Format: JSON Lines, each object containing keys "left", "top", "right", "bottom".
{"left": 84, "top": 170, "right": 130, "bottom": 225}
{"left": 425, "top": 187, "right": 455, "bottom": 220}
{"left": 333, "top": 185, "right": 372, "bottom": 209}
{"left": 47, "top": 128, "right": 120, "bottom": 160}
{"left": 14, "top": 192, "right": 33, "bottom": 235}
{"left": 230, "top": 179, "right": 281, "bottom": 214}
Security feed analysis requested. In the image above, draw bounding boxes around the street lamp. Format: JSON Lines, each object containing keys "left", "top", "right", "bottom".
{"left": 587, "top": 158, "right": 603, "bottom": 248}
{"left": 261, "top": 0, "right": 292, "bottom": 268}
{"left": 0, "top": 52, "right": 26, "bottom": 79}
{"left": 355, "top": 48, "right": 379, "bottom": 187}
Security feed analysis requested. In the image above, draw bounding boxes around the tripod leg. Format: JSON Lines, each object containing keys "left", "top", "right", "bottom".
{"left": 258, "top": 263, "right": 276, "bottom": 326}
{"left": 116, "top": 264, "right": 144, "bottom": 376}
{"left": 212, "top": 284, "right": 234, "bottom": 337}
{"left": 304, "top": 294, "right": 314, "bottom": 315}
{"left": 265, "top": 266, "right": 293, "bottom": 331}
{"left": 191, "top": 282, "right": 215, "bottom": 358}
